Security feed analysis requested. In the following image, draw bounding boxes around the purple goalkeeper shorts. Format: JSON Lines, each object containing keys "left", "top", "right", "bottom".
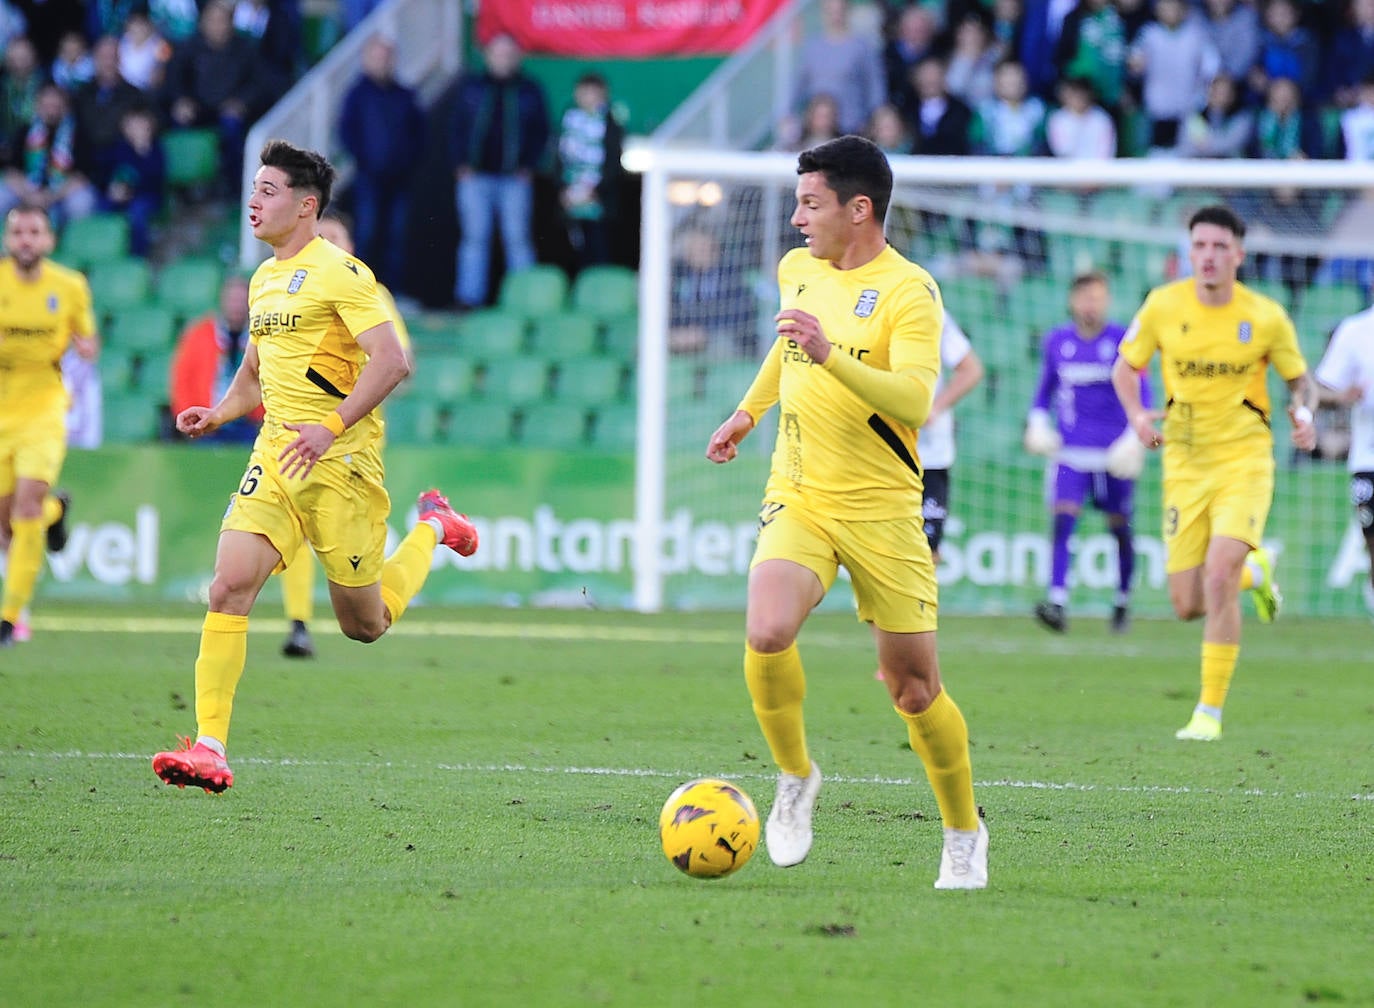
{"left": 1052, "top": 463, "right": 1134, "bottom": 516}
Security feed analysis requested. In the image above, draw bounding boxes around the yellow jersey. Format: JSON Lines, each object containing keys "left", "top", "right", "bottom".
{"left": 739, "top": 244, "right": 942, "bottom": 519}
{"left": 248, "top": 236, "right": 392, "bottom": 456}
{"left": 0, "top": 258, "right": 95, "bottom": 409}
{"left": 1120, "top": 278, "right": 1307, "bottom": 464}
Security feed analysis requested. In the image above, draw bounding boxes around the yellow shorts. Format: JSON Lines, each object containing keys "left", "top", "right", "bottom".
{"left": 750, "top": 500, "right": 938, "bottom": 633}
{"left": 1162, "top": 455, "right": 1273, "bottom": 573}
{"left": 220, "top": 437, "right": 391, "bottom": 587}
{"left": 0, "top": 396, "right": 67, "bottom": 494}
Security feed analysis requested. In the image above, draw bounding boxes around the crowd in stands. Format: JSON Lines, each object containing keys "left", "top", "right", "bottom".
{"left": 778, "top": 0, "right": 1374, "bottom": 163}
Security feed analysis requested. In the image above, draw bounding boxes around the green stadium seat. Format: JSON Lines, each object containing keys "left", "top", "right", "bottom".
{"left": 570, "top": 264, "right": 638, "bottom": 319}
{"left": 102, "top": 392, "right": 162, "bottom": 442}
{"left": 106, "top": 304, "right": 177, "bottom": 353}
{"left": 156, "top": 258, "right": 223, "bottom": 322}
{"left": 518, "top": 402, "right": 590, "bottom": 448}
{"left": 99, "top": 348, "right": 136, "bottom": 393}
{"left": 88, "top": 257, "right": 152, "bottom": 316}
{"left": 941, "top": 276, "right": 1003, "bottom": 327}
{"left": 480, "top": 358, "right": 549, "bottom": 404}
{"left": 162, "top": 128, "right": 220, "bottom": 190}
{"left": 528, "top": 311, "right": 599, "bottom": 360}
{"left": 701, "top": 360, "right": 761, "bottom": 412}
{"left": 1246, "top": 278, "right": 1293, "bottom": 310}
{"left": 600, "top": 314, "right": 638, "bottom": 359}
{"left": 404, "top": 354, "right": 474, "bottom": 403}
{"left": 382, "top": 398, "right": 443, "bottom": 444}
{"left": 59, "top": 213, "right": 129, "bottom": 269}
{"left": 1296, "top": 284, "right": 1366, "bottom": 338}
{"left": 459, "top": 309, "right": 526, "bottom": 360}
{"left": 669, "top": 357, "right": 703, "bottom": 400}
{"left": 447, "top": 400, "right": 515, "bottom": 447}
{"left": 497, "top": 264, "right": 569, "bottom": 318}
{"left": 589, "top": 402, "right": 637, "bottom": 451}
{"left": 131, "top": 349, "right": 172, "bottom": 394}
{"left": 554, "top": 356, "right": 624, "bottom": 405}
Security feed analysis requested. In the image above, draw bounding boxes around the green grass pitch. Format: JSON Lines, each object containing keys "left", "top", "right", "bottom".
{"left": 1, "top": 602, "right": 1370, "bottom": 1007}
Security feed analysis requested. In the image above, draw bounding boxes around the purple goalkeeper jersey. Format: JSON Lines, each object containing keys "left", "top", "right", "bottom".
{"left": 1031, "top": 322, "right": 1150, "bottom": 467}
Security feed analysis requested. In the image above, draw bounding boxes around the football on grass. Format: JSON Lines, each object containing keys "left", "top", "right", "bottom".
{"left": 658, "top": 778, "right": 759, "bottom": 879}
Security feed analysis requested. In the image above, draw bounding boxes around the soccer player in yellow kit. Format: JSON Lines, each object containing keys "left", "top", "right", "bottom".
{"left": 152, "top": 141, "right": 477, "bottom": 792}
{"left": 275, "top": 211, "right": 415, "bottom": 660}
{"left": 1112, "top": 205, "right": 1316, "bottom": 742}
{"left": 706, "top": 136, "right": 987, "bottom": 889}
{"left": 0, "top": 204, "right": 94, "bottom": 647}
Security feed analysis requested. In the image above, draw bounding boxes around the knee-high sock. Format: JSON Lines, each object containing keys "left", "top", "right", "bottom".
{"left": 195, "top": 612, "right": 249, "bottom": 747}
{"left": 280, "top": 544, "right": 316, "bottom": 624}
{"left": 380, "top": 523, "right": 438, "bottom": 624}
{"left": 1112, "top": 524, "right": 1135, "bottom": 595}
{"left": 1, "top": 517, "right": 44, "bottom": 623}
{"left": 897, "top": 689, "right": 979, "bottom": 831}
{"left": 1199, "top": 641, "right": 1239, "bottom": 712}
{"left": 1050, "top": 512, "right": 1076, "bottom": 592}
{"left": 744, "top": 642, "right": 810, "bottom": 778}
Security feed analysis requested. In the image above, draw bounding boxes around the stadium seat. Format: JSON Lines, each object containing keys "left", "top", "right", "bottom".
{"left": 589, "top": 402, "right": 638, "bottom": 451}
{"left": 554, "top": 356, "right": 625, "bottom": 405}
{"left": 497, "top": 264, "right": 569, "bottom": 318}
{"left": 701, "top": 360, "right": 761, "bottom": 412}
{"left": 58, "top": 213, "right": 129, "bottom": 270}
{"left": 162, "top": 128, "right": 220, "bottom": 190}
{"left": 942, "top": 276, "right": 1003, "bottom": 328}
{"left": 600, "top": 314, "right": 638, "bottom": 359}
{"left": 528, "top": 311, "right": 599, "bottom": 360}
{"left": 447, "top": 400, "right": 516, "bottom": 447}
{"left": 156, "top": 258, "right": 223, "bottom": 322}
{"left": 131, "top": 349, "right": 173, "bottom": 394}
{"left": 480, "top": 358, "right": 549, "bottom": 404}
{"left": 382, "top": 398, "right": 443, "bottom": 444}
{"left": 102, "top": 392, "right": 162, "bottom": 443}
{"left": 106, "top": 304, "right": 177, "bottom": 353}
{"left": 88, "top": 258, "right": 152, "bottom": 317}
{"left": 404, "top": 353, "right": 474, "bottom": 403}
{"left": 99, "top": 348, "right": 136, "bottom": 393}
{"left": 1296, "top": 284, "right": 1365, "bottom": 338}
{"left": 570, "top": 264, "right": 638, "bottom": 319}
{"left": 517, "top": 402, "right": 590, "bottom": 448}
{"left": 459, "top": 309, "right": 526, "bottom": 360}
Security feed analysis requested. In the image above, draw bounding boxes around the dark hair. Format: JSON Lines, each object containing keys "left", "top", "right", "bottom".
{"left": 1070, "top": 270, "right": 1109, "bottom": 291}
{"left": 259, "top": 139, "right": 335, "bottom": 217}
{"left": 1188, "top": 203, "right": 1246, "bottom": 239}
{"left": 575, "top": 71, "right": 607, "bottom": 90}
{"left": 797, "top": 134, "right": 894, "bottom": 224}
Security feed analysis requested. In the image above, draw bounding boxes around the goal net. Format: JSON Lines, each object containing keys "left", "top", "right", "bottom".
{"left": 628, "top": 150, "right": 1374, "bottom": 620}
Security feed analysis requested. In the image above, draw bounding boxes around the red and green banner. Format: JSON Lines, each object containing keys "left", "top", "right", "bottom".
{"left": 475, "top": 1, "right": 789, "bottom": 57}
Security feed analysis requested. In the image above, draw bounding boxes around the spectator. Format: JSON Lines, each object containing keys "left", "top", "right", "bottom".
{"left": 86, "top": 0, "right": 138, "bottom": 39}
{"left": 338, "top": 33, "right": 425, "bottom": 295}
{"left": 946, "top": 10, "right": 1002, "bottom": 108}
{"left": 341, "top": 0, "right": 385, "bottom": 33}
{"left": 168, "top": 274, "right": 261, "bottom": 443}
{"left": 793, "top": 0, "right": 884, "bottom": 136}
{"left": 775, "top": 92, "right": 841, "bottom": 151}
{"left": 988, "top": 0, "right": 1025, "bottom": 57}
{"left": 117, "top": 10, "right": 168, "bottom": 93}
{"left": 668, "top": 224, "right": 755, "bottom": 357}
{"left": 1019, "top": 0, "right": 1075, "bottom": 100}
{"left": 148, "top": 0, "right": 202, "bottom": 43}
{"left": 0, "top": 36, "right": 44, "bottom": 164}
{"left": 448, "top": 32, "right": 548, "bottom": 311}
{"left": 74, "top": 35, "right": 144, "bottom": 164}
{"left": 1055, "top": 0, "right": 1128, "bottom": 114}
{"left": 0, "top": 2, "right": 23, "bottom": 53}
{"left": 49, "top": 30, "right": 91, "bottom": 91}
{"left": 1327, "top": 0, "right": 1374, "bottom": 110}
{"left": 164, "top": 0, "right": 266, "bottom": 196}
{"left": 0, "top": 82, "right": 96, "bottom": 227}
{"left": 1250, "top": 75, "right": 1324, "bottom": 159}
{"left": 233, "top": 0, "right": 303, "bottom": 97}
{"left": 1340, "top": 73, "right": 1374, "bottom": 161}
{"left": 554, "top": 71, "right": 623, "bottom": 270}
{"left": 1113, "top": 0, "right": 1153, "bottom": 42}
{"left": 96, "top": 105, "right": 164, "bottom": 256}
{"left": 1178, "top": 74, "right": 1254, "bottom": 158}
{"left": 11, "top": 0, "right": 82, "bottom": 65}
{"left": 974, "top": 57, "right": 1047, "bottom": 156}
{"left": 865, "top": 101, "right": 912, "bottom": 154}
{"left": 1046, "top": 76, "right": 1117, "bottom": 158}
{"left": 885, "top": 4, "right": 938, "bottom": 121}
{"left": 1248, "top": 0, "right": 1319, "bottom": 100}
{"left": 1196, "top": 0, "right": 1262, "bottom": 90}
{"left": 1127, "top": 0, "right": 1219, "bottom": 154}
{"left": 906, "top": 56, "right": 974, "bottom": 156}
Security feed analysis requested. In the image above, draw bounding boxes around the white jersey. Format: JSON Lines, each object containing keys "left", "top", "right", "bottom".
{"left": 919, "top": 311, "right": 974, "bottom": 470}
{"left": 1315, "top": 304, "right": 1374, "bottom": 471}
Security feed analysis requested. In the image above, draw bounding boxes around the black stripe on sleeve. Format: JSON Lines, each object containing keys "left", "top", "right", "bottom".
{"left": 867, "top": 414, "right": 921, "bottom": 475}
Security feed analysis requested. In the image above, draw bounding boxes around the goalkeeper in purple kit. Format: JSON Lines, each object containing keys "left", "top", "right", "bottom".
{"left": 1024, "top": 272, "right": 1150, "bottom": 634}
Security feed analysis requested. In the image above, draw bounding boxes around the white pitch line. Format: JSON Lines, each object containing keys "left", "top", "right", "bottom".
{"left": 5, "top": 750, "right": 1369, "bottom": 802}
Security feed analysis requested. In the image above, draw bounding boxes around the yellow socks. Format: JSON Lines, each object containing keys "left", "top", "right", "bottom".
{"left": 897, "top": 689, "right": 979, "bottom": 831}
{"left": 1199, "top": 641, "right": 1240, "bottom": 712}
{"left": 194, "top": 612, "right": 249, "bottom": 745}
{"left": 280, "top": 544, "right": 316, "bottom": 624}
{"left": 380, "top": 522, "right": 439, "bottom": 623}
{"left": 743, "top": 642, "right": 810, "bottom": 778}
{"left": 1, "top": 516, "right": 44, "bottom": 623}
{"left": 40, "top": 494, "right": 63, "bottom": 529}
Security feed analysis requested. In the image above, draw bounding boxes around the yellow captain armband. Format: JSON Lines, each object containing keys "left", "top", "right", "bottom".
{"left": 322, "top": 410, "right": 346, "bottom": 437}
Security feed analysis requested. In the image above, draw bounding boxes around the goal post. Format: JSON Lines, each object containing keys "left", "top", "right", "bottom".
{"left": 628, "top": 147, "right": 1374, "bottom": 618}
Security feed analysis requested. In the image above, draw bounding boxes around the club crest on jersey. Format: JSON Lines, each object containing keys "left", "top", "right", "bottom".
{"left": 1238, "top": 321, "right": 1252, "bottom": 344}
{"left": 287, "top": 269, "right": 308, "bottom": 294}
{"left": 46, "top": 294, "right": 57, "bottom": 313}
{"left": 854, "top": 289, "right": 879, "bottom": 317}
